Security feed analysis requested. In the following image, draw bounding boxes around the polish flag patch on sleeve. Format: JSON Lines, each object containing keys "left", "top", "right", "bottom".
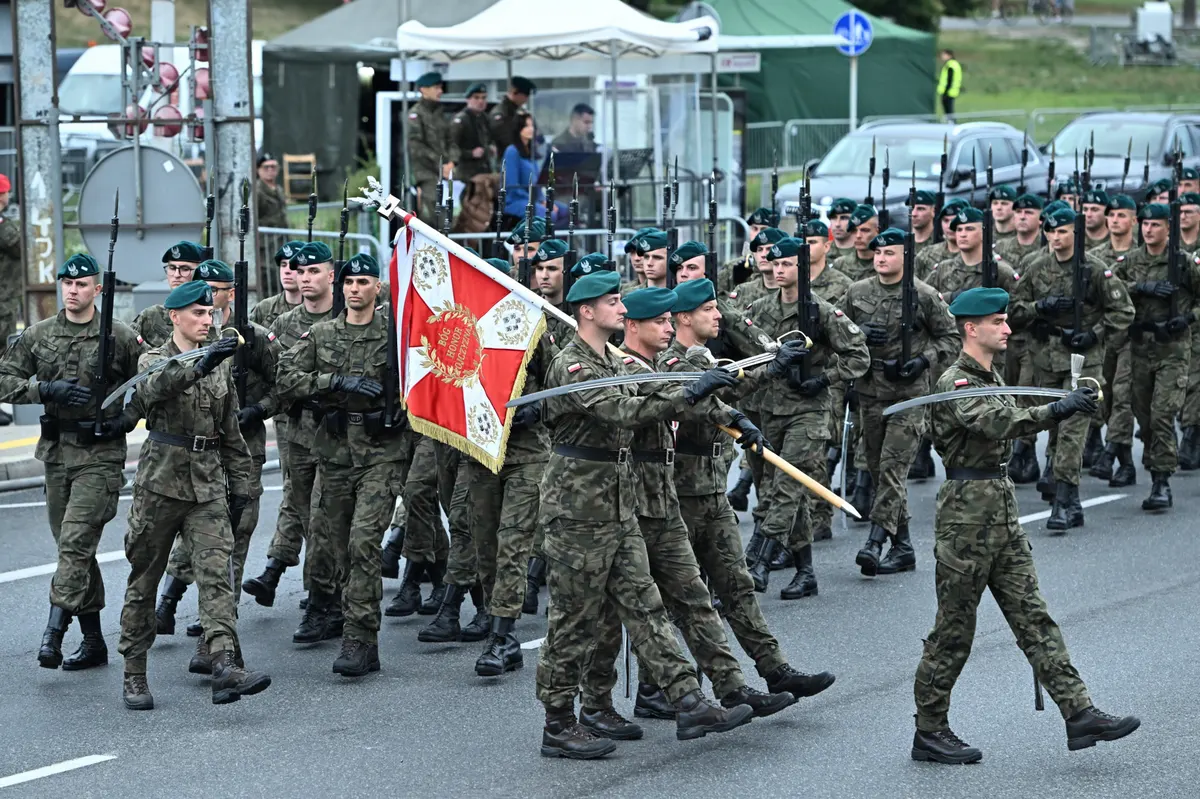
{"left": 666, "top": 357, "right": 680, "bottom": 366}
{"left": 567, "top": 363, "right": 583, "bottom": 373}
{"left": 1104, "top": 270, "right": 1113, "bottom": 278}
{"left": 835, "top": 309, "right": 845, "bottom": 317}
{"left": 744, "top": 318, "right": 754, "bottom": 327}
{"left": 267, "top": 332, "right": 276, "bottom": 342}
{"left": 622, "top": 356, "right": 634, "bottom": 365}
{"left": 136, "top": 335, "right": 144, "bottom": 344}
{"left": 954, "top": 378, "right": 970, "bottom": 388}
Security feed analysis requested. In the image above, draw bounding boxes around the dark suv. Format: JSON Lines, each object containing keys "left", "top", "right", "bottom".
{"left": 1047, "top": 112, "right": 1200, "bottom": 199}
{"left": 775, "top": 121, "right": 1051, "bottom": 230}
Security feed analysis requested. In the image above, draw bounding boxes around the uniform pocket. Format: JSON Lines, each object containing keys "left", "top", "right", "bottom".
{"left": 933, "top": 539, "right": 975, "bottom": 579}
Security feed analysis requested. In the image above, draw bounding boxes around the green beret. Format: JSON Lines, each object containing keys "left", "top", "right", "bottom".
{"left": 1107, "top": 193, "right": 1137, "bottom": 211}
{"left": 949, "top": 206, "right": 984, "bottom": 230}
{"left": 566, "top": 270, "right": 621, "bottom": 303}
{"left": 1183, "top": 167, "right": 1199, "bottom": 181}
{"left": 948, "top": 287, "right": 1009, "bottom": 318}
{"left": 485, "top": 257, "right": 511, "bottom": 276}
{"left": 624, "top": 226, "right": 660, "bottom": 254}
{"left": 292, "top": 241, "right": 333, "bottom": 266}
{"left": 672, "top": 278, "right": 716, "bottom": 313}
{"left": 192, "top": 259, "right": 234, "bottom": 283}
{"left": 465, "top": 82, "right": 487, "bottom": 96}
{"left": 571, "top": 253, "right": 613, "bottom": 278}
{"left": 746, "top": 207, "right": 779, "bottom": 227}
{"left": 623, "top": 286, "right": 677, "bottom": 320}
{"left": 802, "top": 220, "right": 829, "bottom": 239}
{"left": 988, "top": 185, "right": 1017, "bottom": 202}
{"left": 1042, "top": 199, "right": 1070, "bottom": 217}
{"left": 275, "top": 240, "right": 307, "bottom": 266}
{"left": 463, "top": 246, "right": 481, "bottom": 258}
{"left": 830, "top": 198, "right": 858, "bottom": 216}
{"left": 1013, "top": 193, "right": 1045, "bottom": 211}
{"left": 750, "top": 227, "right": 787, "bottom": 249}
{"left": 669, "top": 240, "right": 708, "bottom": 268}
{"left": 1054, "top": 179, "right": 1078, "bottom": 198}
{"left": 913, "top": 190, "right": 936, "bottom": 206}
{"left": 1138, "top": 203, "right": 1169, "bottom": 221}
{"left": 869, "top": 228, "right": 906, "bottom": 250}
{"left": 847, "top": 204, "right": 877, "bottom": 231}
{"left": 1180, "top": 192, "right": 1200, "bottom": 206}
{"left": 506, "top": 218, "right": 546, "bottom": 245}
{"left": 512, "top": 76, "right": 537, "bottom": 95}
{"left": 339, "top": 253, "right": 380, "bottom": 280}
{"left": 162, "top": 241, "right": 205, "bottom": 264}
{"left": 532, "top": 239, "right": 568, "bottom": 264}
{"left": 1147, "top": 178, "right": 1173, "bottom": 196}
{"left": 1082, "top": 189, "right": 1109, "bottom": 207}
{"left": 414, "top": 71, "right": 443, "bottom": 88}
{"left": 635, "top": 231, "right": 668, "bottom": 255}
{"left": 164, "top": 280, "right": 214, "bottom": 310}
{"left": 58, "top": 253, "right": 99, "bottom": 279}
{"left": 766, "top": 237, "right": 801, "bottom": 260}
{"left": 1042, "top": 206, "right": 1078, "bottom": 230}
{"left": 938, "top": 198, "right": 969, "bottom": 220}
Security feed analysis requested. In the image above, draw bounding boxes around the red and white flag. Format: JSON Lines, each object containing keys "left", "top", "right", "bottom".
{"left": 390, "top": 217, "right": 546, "bottom": 473}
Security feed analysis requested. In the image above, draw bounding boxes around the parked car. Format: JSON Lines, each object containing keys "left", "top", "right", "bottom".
{"left": 775, "top": 121, "right": 1051, "bottom": 230}
{"left": 1046, "top": 112, "right": 1200, "bottom": 199}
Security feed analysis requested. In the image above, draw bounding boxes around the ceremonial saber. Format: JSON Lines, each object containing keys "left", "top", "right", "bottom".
{"left": 100, "top": 328, "right": 247, "bottom": 409}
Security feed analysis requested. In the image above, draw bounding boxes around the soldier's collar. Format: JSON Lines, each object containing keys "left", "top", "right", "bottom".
{"left": 957, "top": 351, "right": 995, "bottom": 378}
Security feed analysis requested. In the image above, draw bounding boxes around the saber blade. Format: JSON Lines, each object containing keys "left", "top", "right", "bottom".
{"left": 882, "top": 386, "right": 1070, "bottom": 417}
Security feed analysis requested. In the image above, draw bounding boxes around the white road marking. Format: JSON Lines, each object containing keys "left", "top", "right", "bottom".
{"left": 0, "top": 754, "right": 117, "bottom": 789}
{"left": 520, "top": 637, "right": 545, "bottom": 650}
{"left": 1018, "top": 493, "right": 1125, "bottom": 524}
{"left": 0, "top": 551, "right": 128, "bottom": 585}
{"left": 0, "top": 485, "right": 283, "bottom": 511}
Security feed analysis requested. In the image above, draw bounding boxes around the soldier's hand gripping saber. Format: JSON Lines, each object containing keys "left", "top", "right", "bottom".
{"left": 101, "top": 328, "right": 247, "bottom": 409}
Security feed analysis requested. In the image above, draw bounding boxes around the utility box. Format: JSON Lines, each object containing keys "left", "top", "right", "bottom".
{"left": 1136, "top": 2, "right": 1173, "bottom": 44}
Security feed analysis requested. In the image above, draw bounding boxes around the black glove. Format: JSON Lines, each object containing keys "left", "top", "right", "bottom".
{"left": 790, "top": 372, "right": 830, "bottom": 397}
{"left": 237, "top": 403, "right": 266, "bottom": 427}
{"left": 728, "top": 410, "right": 771, "bottom": 452}
{"left": 1048, "top": 386, "right": 1098, "bottom": 421}
{"left": 683, "top": 368, "right": 738, "bottom": 405}
{"left": 39, "top": 378, "right": 91, "bottom": 407}
{"left": 846, "top": 386, "right": 859, "bottom": 413}
{"left": 1035, "top": 296, "right": 1073, "bottom": 317}
{"left": 1134, "top": 280, "right": 1175, "bottom": 298}
{"left": 330, "top": 374, "right": 384, "bottom": 398}
{"left": 1062, "top": 329, "right": 1098, "bottom": 351}
{"left": 861, "top": 321, "right": 889, "bottom": 348}
{"left": 195, "top": 336, "right": 238, "bottom": 377}
{"left": 767, "top": 340, "right": 810, "bottom": 378}
{"left": 898, "top": 355, "right": 929, "bottom": 381}
{"left": 1167, "top": 314, "right": 1192, "bottom": 335}
{"left": 511, "top": 403, "right": 541, "bottom": 430}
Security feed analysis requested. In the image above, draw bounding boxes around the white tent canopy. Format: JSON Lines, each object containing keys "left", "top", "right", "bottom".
{"left": 395, "top": 0, "right": 719, "bottom": 61}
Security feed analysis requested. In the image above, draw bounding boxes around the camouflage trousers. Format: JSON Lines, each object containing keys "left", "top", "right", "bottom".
{"left": 813, "top": 383, "right": 851, "bottom": 533}
{"left": 1131, "top": 344, "right": 1189, "bottom": 473}
{"left": 0, "top": 306, "right": 18, "bottom": 356}
{"left": 536, "top": 515, "right": 701, "bottom": 711}
{"left": 401, "top": 435, "right": 450, "bottom": 565}
{"left": 440, "top": 445, "right": 478, "bottom": 587}
{"left": 679, "top": 493, "right": 787, "bottom": 678}
{"left": 1005, "top": 337, "right": 1039, "bottom": 449}
{"left": 1035, "top": 359, "right": 1103, "bottom": 485}
{"left": 312, "top": 458, "right": 407, "bottom": 645}
{"left": 1100, "top": 344, "right": 1134, "bottom": 446}
{"left": 759, "top": 409, "right": 830, "bottom": 550}
{"left": 581, "top": 512, "right": 745, "bottom": 705}
{"left": 118, "top": 488, "right": 239, "bottom": 673}
{"left": 1180, "top": 326, "right": 1200, "bottom": 427}
{"left": 914, "top": 520, "right": 1092, "bottom": 731}
{"left": 467, "top": 459, "right": 541, "bottom": 619}
{"left": 44, "top": 460, "right": 123, "bottom": 615}
{"left": 860, "top": 396, "right": 925, "bottom": 534}
{"left": 415, "top": 179, "right": 440, "bottom": 227}
{"left": 744, "top": 409, "right": 770, "bottom": 525}
{"left": 266, "top": 437, "right": 322, "bottom": 590}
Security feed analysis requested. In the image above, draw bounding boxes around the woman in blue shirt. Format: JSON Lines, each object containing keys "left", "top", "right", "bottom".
{"left": 501, "top": 111, "right": 545, "bottom": 228}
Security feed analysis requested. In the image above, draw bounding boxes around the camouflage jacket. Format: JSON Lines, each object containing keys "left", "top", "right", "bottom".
{"left": 620, "top": 346, "right": 682, "bottom": 520}
{"left": 132, "top": 304, "right": 174, "bottom": 349}
{"left": 226, "top": 322, "right": 282, "bottom": 467}
{"left": 0, "top": 214, "right": 21, "bottom": 317}
{"left": 0, "top": 311, "right": 144, "bottom": 467}
{"left": 1114, "top": 245, "right": 1200, "bottom": 356}
{"left": 841, "top": 276, "right": 959, "bottom": 401}
{"left": 812, "top": 263, "right": 853, "bottom": 304}
{"left": 993, "top": 226, "right": 1017, "bottom": 243}
{"left": 915, "top": 241, "right": 956, "bottom": 282}
{"left": 1085, "top": 233, "right": 1111, "bottom": 252}
{"left": 913, "top": 234, "right": 937, "bottom": 257}
{"left": 504, "top": 331, "right": 556, "bottom": 465}
{"left": 994, "top": 235, "right": 1043, "bottom": 272}
{"left": 268, "top": 303, "right": 332, "bottom": 445}
{"left": 134, "top": 339, "right": 253, "bottom": 502}
{"left": 250, "top": 292, "right": 300, "bottom": 328}
{"left": 717, "top": 253, "right": 755, "bottom": 295}
{"left": 925, "top": 253, "right": 1019, "bottom": 308}
{"left": 728, "top": 274, "right": 770, "bottom": 309}
{"left": 410, "top": 98, "right": 451, "bottom": 182}
{"left": 931, "top": 352, "right": 1058, "bottom": 528}
{"left": 1008, "top": 249, "right": 1135, "bottom": 373}
{"left": 275, "top": 308, "right": 409, "bottom": 468}
{"left": 1088, "top": 239, "right": 1134, "bottom": 266}
{"left": 255, "top": 179, "right": 289, "bottom": 230}
{"left": 831, "top": 242, "right": 856, "bottom": 262}
{"left": 545, "top": 303, "right": 575, "bottom": 350}
{"left": 831, "top": 251, "right": 875, "bottom": 282}
{"left": 540, "top": 337, "right": 733, "bottom": 523}
{"left": 450, "top": 108, "right": 493, "bottom": 181}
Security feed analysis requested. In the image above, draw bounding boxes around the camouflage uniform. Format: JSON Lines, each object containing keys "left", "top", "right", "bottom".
{"left": 994, "top": 237, "right": 1046, "bottom": 453}
{"left": 439, "top": 443, "right": 477, "bottom": 588}
{"left": 401, "top": 434, "right": 450, "bottom": 565}
{"left": 1089, "top": 246, "right": 1136, "bottom": 449}
{"left": 255, "top": 180, "right": 289, "bottom": 269}
{"left": 0, "top": 312, "right": 144, "bottom": 614}
{"left": 118, "top": 341, "right": 253, "bottom": 673}
{"left": 915, "top": 242, "right": 956, "bottom": 282}
{"left": 913, "top": 234, "right": 938, "bottom": 257}
{"left": 131, "top": 304, "right": 175, "bottom": 349}
{"left": 488, "top": 96, "right": 522, "bottom": 154}
{"left": 410, "top": 97, "right": 452, "bottom": 224}
{"left": 276, "top": 309, "right": 411, "bottom": 647}
{"left": 717, "top": 253, "right": 754, "bottom": 295}
{"left": 808, "top": 264, "right": 856, "bottom": 536}
{"left": 832, "top": 252, "right": 875, "bottom": 283}
{"left": 250, "top": 292, "right": 300, "bottom": 328}
{"left": 914, "top": 353, "right": 1092, "bottom": 730}
{"left": 0, "top": 213, "right": 22, "bottom": 354}
{"left": 449, "top": 107, "right": 493, "bottom": 182}
{"left": 830, "top": 242, "right": 856, "bottom": 262}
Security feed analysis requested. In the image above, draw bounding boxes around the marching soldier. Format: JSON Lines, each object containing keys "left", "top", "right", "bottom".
{"left": 726, "top": 227, "right": 785, "bottom": 309}
{"left": 635, "top": 231, "right": 670, "bottom": 289}
{"left": 1180, "top": 191, "right": 1200, "bottom": 250}
{"left": 622, "top": 227, "right": 658, "bottom": 292}
{"left": 489, "top": 76, "right": 536, "bottom": 154}
{"left": 1082, "top": 189, "right": 1111, "bottom": 250}
{"left": 1181, "top": 167, "right": 1200, "bottom": 196}
{"left": 1179, "top": 192, "right": 1200, "bottom": 469}
{"left": 409, "top": 72, "right": 453, "bottom": 225}
{"left": 915, "top": 200, "right": 969, "bottom": 281}
{"left": 717, "top": 208, "right": 776, "bottom": 294}
{"left": 831, "top": 205, "right": 879, "bottom": 282}
{"left": 910, "top": 285, "right": 1139, "bottom": 765}
{"left": 0, "top": 253, "right": 143, "bottom": 672}
{"left": 995, "top": 194, "right": 1045, "bottom": 268}
{"left": 386, "top": 434, "right": 450, "bottom": 618}
{"left": 133, "top": 241, "right": 205, "bottom": 347}
{"left": 532, "top": 238, "right": 568, "bottom": 309}
{"left": 911, "top": 190, "right": 939, "bottom": 255}
{"left": 828, "top": 198, "right": 859, "bottom": 260}
{"left": 250, "top": 240, "right": 306, "bottom": 327}
{"left": 451, "top": 83, "right": 494, "bottom": 182}
{"left": 989, "top": 185, "right": 1018, "bottom": 241}
{"left": 117, "top": 280, "right": 269, "bottom": 710}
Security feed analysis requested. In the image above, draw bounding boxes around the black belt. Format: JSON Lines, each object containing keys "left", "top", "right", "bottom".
{"left": 553, "top": 444, "right": 674, "bottom": 464}
{"left": 148, "top": 430, "right": 221, "bottom": 452}
{"left": 675, "top": 440, "right": 728, "bottom": 458}
{"left": 945, "top": 466, "right": 1008, "bottom": 480}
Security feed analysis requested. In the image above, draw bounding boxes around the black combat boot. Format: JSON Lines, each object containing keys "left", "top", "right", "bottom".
{"left": 154, "top": 575, "right": 188, "bottom": 635}
{"left": 1089, "top": 442, "right": 1117, "bottom": 481}
{"left": 188, "top": 635, "right": 212, "bottom": 675}
{"left": 849, "top": 470, "right": 873, "bottom": 524}
{"left": 726, "top": 465, "right": 753, "bottom": 512}
{"left": 461, "top": 583, "right": 490, "bottom": 642}
{"left": 38, "top": 606, "right": 72, "bottom": 669}
{"left": 380, "top": 524, "right": 406, "bottom": 579}
{"left": 1109, "top": 443, "right": 1137, "bottom": 487}
{"left": 293, "top": 592, "right": 339, "bottom": 644}
{"left": 750, "top": 539, "right": 780, "bottom": 593}
{"left": 417, "top": 583, "right": 465, "bottom": 643}
{"left": 241, "top": 558, "right": 285, "bottom": 608}
{"left": 384, "top": 560, "right": 425, "bottom": 617}
{"left": 675, "top": 689, "right": 754, "bottom": 741}
{"left": 1180, "top": 427, "right": 1200, "bottom": 471}
{"left": 634, "top": 682, "right": 676, "bottom": 719}
{"left": 1142, "top": 472, "right": 1172, "bottom": 511}
{"left": 122, "top": 672, "right": 154, "bottom": 711}
{"left": 1036, "top": 456, "right": 1057, "bottom": 502}
{"left": 1008, "top": 439, "right": 1039, "bottom": 484}
{"left": 1046, "top": 482, "right": 1071, "bottom": 534}
{"left": 911, "top": 728, "right": 983, "bottom": 764}
{"left": 855, "top": 524, "right": 890, "bottom": 577}
{"left": 579, "top": 706, "right": 644, "bottom": 740}
{"left": 878, "top": 518, "right": 917, "bottom": 575}
{"left": 186, "top": 621, "right": 203, "bottom": 637}
{"left": 332, "top": 638, "right": 381, "bottom": 678}
{"left": 908, "top": 437, "right": 935, "bottom": 480}
{"left": 61, "top": 611, "right": 107, "bottom": 671}
{"left": 211, "top": 650, "right": 272, "bottom": 703}
{"left": 744, "top": 519, "right": 765, "bottom": 566}
{"left": 419, "top": 559, "right": 447, "bottom": 615}
{"left": 541, "top": 708, "right": 616, "bottom": 759}
{"left": 812, "top": 522, "right": 833, "bottom": 541}
{"left": 765, "top": 663, "right": 836, "bottom": 699}
{"left": 768, "top": 544, "right": 793, "bottom": 571}
{"left": 1081, "top": 425, "right": 1104, "bottom": 469}
{"left": 1065, "top": 706, "right": 1141, "bottom": 751}
{"left": 780, "top": 545, "right": 817, "bottom": 600}
{"left": 475, "top": 616, "right": 523, "bottom": 676}
{"left": 720, "top": 686, "right": 796, "bottom": 718}
{"left": 522, "top": 556, "right": 546, "bottom": 615}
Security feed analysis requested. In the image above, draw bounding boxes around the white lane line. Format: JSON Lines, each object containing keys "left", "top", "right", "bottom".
{"left": 521, "top": 636, "right": 545, "bottom": 650}
{"left": 0, "top": 754, "right": 117, "bottom": 789}
{"left": 1018, "top": 493, "right": 1126, "bottom": 524}
{"left": 0, "top": 485, "right": 284, "bottom": 511}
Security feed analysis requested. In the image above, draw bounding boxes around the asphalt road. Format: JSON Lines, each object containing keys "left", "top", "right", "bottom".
{"left": 0, "top": 434, "right": 1192, "bottom": 798}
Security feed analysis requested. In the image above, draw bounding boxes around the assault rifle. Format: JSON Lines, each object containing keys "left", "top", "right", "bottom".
{"left": 93, "top": 190, "right": 119, "bottom": 438}
{"left": 983, "top": 148, "right": 997, "bottom": 288}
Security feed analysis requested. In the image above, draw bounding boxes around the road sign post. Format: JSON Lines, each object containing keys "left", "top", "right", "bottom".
{"left": 834, "top": 10, "right": 873, "bottom": 132}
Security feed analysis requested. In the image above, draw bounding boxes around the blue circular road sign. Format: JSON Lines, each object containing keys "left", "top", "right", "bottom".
{"left": 834, "top": 10, "right": 873, "bottom": 57}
